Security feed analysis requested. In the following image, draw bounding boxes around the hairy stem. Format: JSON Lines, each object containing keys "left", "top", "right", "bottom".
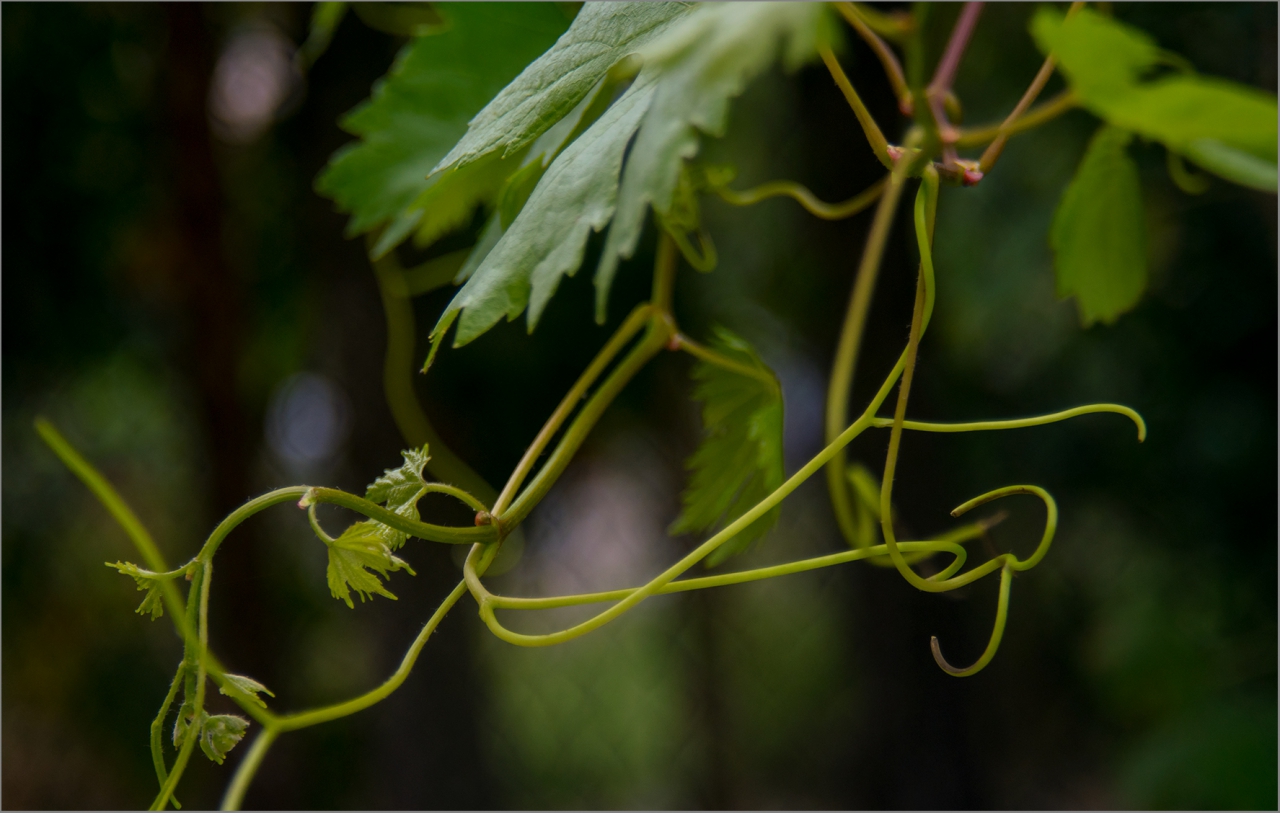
{"left": 302, "top": 487, "right": 496, "bottom": 545}
{"left": 220, "top": 727, "right": 277, "bottom": 811}
{"left": 150, "top": 664, "right": 186, "bottom": 809}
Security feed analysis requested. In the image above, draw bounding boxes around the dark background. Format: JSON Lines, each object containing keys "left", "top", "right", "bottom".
{"left": 3, "top": 3, "right": 1276, "bottom": 809}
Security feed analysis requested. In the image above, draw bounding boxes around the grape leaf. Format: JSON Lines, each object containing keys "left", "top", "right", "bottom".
{"left": 199, "top": 714, "right": 249, "bottom": 765}
{"left": 219, "top": 673, "right": 275, "bottom": 709}
{"left": 434, "top": 78, "right": 657, "bottom": 346}
{"left": 325, "top": 521, "right": 416, "bottom": 609}
{"left": 1032, "top": 8, "right": 1277, "bottom": 191}
{"left": 363, "top": 444, "right": 431, "bottom": 550}
{"left": 671, "top": 328, "right": 785, "bottom": 567}
{"left": 314, "top": 4, "right": 571, "bottom": 258}
{"left": 596, "top": 3, "right": 834, "bottom": 319}
{"left": 432, "top": 2, "right": 833, "bottom": 349}
{"left": 106, "top": 561, "right": 166, "bottom": 620}
{"left": 430, "top": 2, "right": 691, "bottom": 176}
{"left": 1050, "top": 126, "right": 1148, "bottom": 326}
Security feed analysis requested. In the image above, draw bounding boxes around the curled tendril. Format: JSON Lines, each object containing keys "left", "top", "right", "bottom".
{"left": 925, "top": 485, "right": 1058, "bottom": 676}
{"left": 932, "top": 563, "right": 1013, "bottom": 676}
{"left": 660, "top": 219, "right": 717, "bottom": 272}
{"left": 712, "top": 176, "right": 887, "bottom": 220}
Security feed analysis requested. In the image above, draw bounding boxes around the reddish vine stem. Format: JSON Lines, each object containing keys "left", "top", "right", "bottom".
{"left": 978, "top": 1, "right": 1085, "bottom": 173}
{"left": 837, "top": 2, "right": 913, "bottom": 114}
{"left": 926, "top": 2, "right": 984, "bottom": 167}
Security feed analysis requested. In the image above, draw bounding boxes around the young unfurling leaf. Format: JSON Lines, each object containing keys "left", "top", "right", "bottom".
{"left": 219, "top": 673, "right": 275, "bottom": 709}
{"left": 325, "top": 521, "right": 416, "bottom": 609}
{"left": 364, "top": 444, "right": 431, "bottom": 550}
{"left": 199, "top": 714, "right": 250, "bottom": 765}
{"left": 671, "top": 328, "right": 785, "bottom": 567}
{"left": 106, "top": 561, "right": 167, "bottom": 620}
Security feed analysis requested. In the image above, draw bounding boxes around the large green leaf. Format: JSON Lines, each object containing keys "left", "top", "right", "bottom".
{"left": 432, "top": 2, "right": 833, "bottom": 349}
{"left": 314, "top": 4, "right": 571, "bottom": 258}
{"left": 1032, "top": 8, "right": 1277, "bottom": 191}
{"left": 434, "top": 78, "right": 657, "bottom": 346}
{"left": 671, "top": 328, "right": 784, "bottom": 567}
{"left": 596, "top": 3, "right": 833, "bottom": 319}
{"left": 430, "top": 2, "right": 691, "bottom": 175}
{"left": 1050, "top": 126, "right": 1148, "bottom": 326}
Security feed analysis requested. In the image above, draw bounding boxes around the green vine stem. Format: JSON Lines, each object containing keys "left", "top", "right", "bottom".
{"left": 712, "top": 176, "right": 887, "bottom": 220}
{"left": 671, "top": 333, "right": 778, "bottom": 387}
{"left": 35, "top": 418, "right": 190, "bottom": 624}
{"left": 496, "top": 234, "right": 679, "bottom": 530}
{"left": 369, "top": 237, "right": 504, "bottom": 506}
{"left": 824, "top": 160, "right": 910, "bottom": 551}
{"left": 977, "top": 0, "right": 1084, "bottom": 173}
{"left": 836, "top": 2, "right": 913, "bottom": 114}
{"left": 150, "top": 665, "right": 186, "bottom": 809}
{"left": 301, "top": 487, "right": 496, "bottom": 544}
{"left": 491, "top": 303, "right": 654, "bottom": 515}
{"left": 953, "top": 90, "right": 1077, "bottom": 149}
{"left": 820, "top": 44, "right": 893, "bottom": 168}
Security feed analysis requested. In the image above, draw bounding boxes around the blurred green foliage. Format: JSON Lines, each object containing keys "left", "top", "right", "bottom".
{"left": 3, "top": 3, "right": 1275, "bottom": 809}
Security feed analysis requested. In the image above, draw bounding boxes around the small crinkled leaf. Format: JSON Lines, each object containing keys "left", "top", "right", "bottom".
{"left": 107, "top": 561, "right": 166, "bottom": 620}
{"left": 597, "top": 3, "right": 833, "bottom": 319}
{"left": 326, "top": 521, "right": 416, "bottom": 609}
{"left": 199, "top": 714, "right": 250, "bottom": 765}
{"left": 219, "top": 674, "right": 275, "bottom": 709}
{"left": 671, "top": 327, "right": 784, "bottom": 567}
{"left": 315, "top": 4, "right": 570, "bottom": 257}
{"left": 1050, "top": 126, "right": 1147, "bottom": 326}
{"left": 1033, "top": 8, "right": 1277, "bottom": 190}
{"left": 173, "top": 706, "right": 205, "bottom": 750}
{"left": 431, "top": 2, "right": 691, "bottom": 174}
{"left": 364, "top": 444, "right": 430, "bottom": 550}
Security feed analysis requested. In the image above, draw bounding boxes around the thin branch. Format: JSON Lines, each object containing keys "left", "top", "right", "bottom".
{"left": 978, "top": 0, "right": 1085, "bottom": 173}
{"left": 954, "top": 90, "right": 1076, "bottom": 148}
{"left": 836, "top": 2, "right": 913, "bottom": 114}
{"left": 925, "top": 2, "right": 984, "bottom": 166}
{"left": 712, "top": 176, "right": 886, "bottom": 220}
{"left": 820, "top": 45, "right": 893, "bottom": 168}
